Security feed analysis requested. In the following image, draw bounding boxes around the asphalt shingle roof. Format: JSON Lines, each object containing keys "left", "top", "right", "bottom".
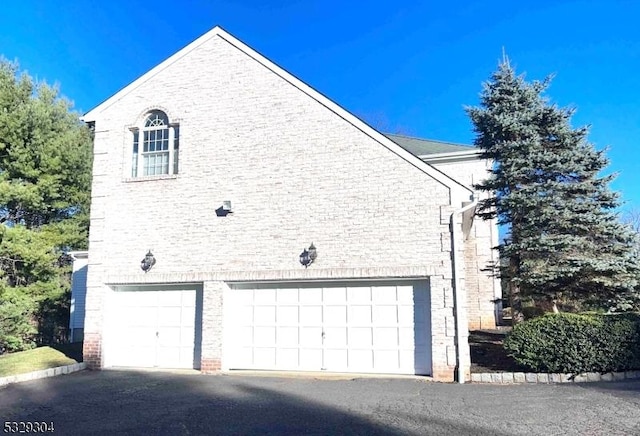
{"left": 385, "top": 133, "right": 474, "bottom": 156}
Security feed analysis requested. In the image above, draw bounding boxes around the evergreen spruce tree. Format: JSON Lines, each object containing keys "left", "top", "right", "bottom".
{"left": 0, "top": 60, "right": 92, "bottom": 351}
{"left": 467, "top": 60, "right": 639, "bottom": 323}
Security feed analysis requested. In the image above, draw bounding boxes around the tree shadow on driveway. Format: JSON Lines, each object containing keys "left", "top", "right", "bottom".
{"left": 563, "top": 379, "right": 640, "bottom": 402}
{"left": 0, "top": 370, "right": 509, "bottom": 436}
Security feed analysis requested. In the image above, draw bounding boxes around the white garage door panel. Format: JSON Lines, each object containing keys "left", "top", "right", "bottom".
{"left": 107, "top": 288, "right": 199, "bottom": 369}
{"left": 224, "top": 281, "right": 431, "bottom": 375}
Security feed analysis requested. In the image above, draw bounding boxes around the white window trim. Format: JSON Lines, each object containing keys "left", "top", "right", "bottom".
{"left": 129, "top": 111, "right": 180, "bottom": 178}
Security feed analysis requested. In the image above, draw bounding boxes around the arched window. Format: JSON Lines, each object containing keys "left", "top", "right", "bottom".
{"left": 131, "top": 110, "right": 179, "bottom": 177}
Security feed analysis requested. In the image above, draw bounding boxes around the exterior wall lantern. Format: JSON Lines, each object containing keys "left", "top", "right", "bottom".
{"left": 141, "top": 250, "right": 156, "bottom": 272}
{"left": 216, "top": 200, "right": 233, "bottom": 217}
{"left": 299, "top": 243, "right": 317, "bottom": 268}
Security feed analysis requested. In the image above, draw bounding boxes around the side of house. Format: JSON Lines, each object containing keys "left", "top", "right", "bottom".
{"left": 80, "top": 26, "right": 484, "bottom": 382}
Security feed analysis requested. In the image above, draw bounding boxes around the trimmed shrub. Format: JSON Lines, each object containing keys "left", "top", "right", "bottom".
{"left": 503, "top": 313, "right": 640, "bottom": 374}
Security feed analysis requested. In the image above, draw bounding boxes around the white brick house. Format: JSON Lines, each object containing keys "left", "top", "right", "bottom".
{"left": 81, "top": 26, "right": 499, "bottom": 382}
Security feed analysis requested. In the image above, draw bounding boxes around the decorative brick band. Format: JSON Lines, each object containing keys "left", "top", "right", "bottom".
{"left": 471, "top": 370, "right": 640, "bottom": 384}
{"left": 105, "top": 267, "right": 437, "bottom": 286}
{"left": 0, "top": 363, "right": 87, "bottom": 387}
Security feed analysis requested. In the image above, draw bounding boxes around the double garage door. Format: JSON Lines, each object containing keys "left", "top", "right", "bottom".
{"left": 224, "top": 281, "right": 431, "bottom": 375}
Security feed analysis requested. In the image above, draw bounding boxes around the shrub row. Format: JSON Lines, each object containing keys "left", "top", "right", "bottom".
{"left": 503, "top": 312, "right": 640, "bottom": 374}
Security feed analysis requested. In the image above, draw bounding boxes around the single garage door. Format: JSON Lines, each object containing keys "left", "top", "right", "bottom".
{"left": 105, "top": 285, "right": 202, "bottom": 369}
{"left": 224, "top": 281, "right": 431, "bottom": 375}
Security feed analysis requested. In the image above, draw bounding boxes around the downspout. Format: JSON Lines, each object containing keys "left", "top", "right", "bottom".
{"left": 451, "top": 197, "right": 477, "bottom": 384}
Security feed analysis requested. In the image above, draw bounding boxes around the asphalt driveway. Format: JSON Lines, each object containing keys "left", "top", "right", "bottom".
{"left": 1, "top": 370, "right": 639, "bottom": 435}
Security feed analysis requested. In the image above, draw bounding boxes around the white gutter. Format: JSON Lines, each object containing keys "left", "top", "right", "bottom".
{"left": 420, "top": 149, "right": 481, "bottom": 161}
{"left": 451, "top": 197, "right": 477, "bottom": 384}
{"left": 420, "top": 151, "right": 481, "bottom": 166}
{"left": 67, "top": 250, "right": 88, "bottom": 261}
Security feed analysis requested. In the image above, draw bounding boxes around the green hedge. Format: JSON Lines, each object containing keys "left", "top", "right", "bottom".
{"left": 503, "top": 313, "right": 640, "bottom": 374}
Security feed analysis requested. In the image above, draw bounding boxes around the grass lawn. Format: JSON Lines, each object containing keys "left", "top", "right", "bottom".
{"left": 0, "top": 344, "right": 81, "bottom": 377}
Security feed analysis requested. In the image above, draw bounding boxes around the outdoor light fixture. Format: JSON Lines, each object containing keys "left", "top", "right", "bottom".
{"left": 141, "top": 250, "right": 156, "bottom": 272}
{"left": 216, "top": 201, "right": 233, "bottom": 217}
{"left": 299, "top": 243, "right": 317, "bottom": 268}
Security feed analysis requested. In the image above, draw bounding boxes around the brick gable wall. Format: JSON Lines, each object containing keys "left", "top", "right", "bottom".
{"left": 83, "top": 33, "right": 470, "bottom": 381}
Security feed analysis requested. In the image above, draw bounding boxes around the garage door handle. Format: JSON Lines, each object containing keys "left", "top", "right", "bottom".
{"left": 156, "top": 331, "right": 159, "bottom": 338}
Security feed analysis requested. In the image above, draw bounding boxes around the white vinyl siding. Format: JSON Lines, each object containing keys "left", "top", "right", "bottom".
{"left": 69, "top": 254, "right": 89, "bottom": 342}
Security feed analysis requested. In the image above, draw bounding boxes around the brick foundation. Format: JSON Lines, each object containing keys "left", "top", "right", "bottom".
{"left": 432, "top": 366, "right": 456, "bottom": 382}
{"left": 200, "top": 358, "right": 221, "bottom": 373}
{"left": 83, "top": 332, "right": 102, "bottom": 369}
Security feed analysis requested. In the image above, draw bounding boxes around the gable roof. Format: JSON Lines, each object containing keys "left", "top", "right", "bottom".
{"left": 82, "top": 26, "right": 473, "bottom": 202}
{"left": 385, "top": 134, "right": 474, "bottom": 156}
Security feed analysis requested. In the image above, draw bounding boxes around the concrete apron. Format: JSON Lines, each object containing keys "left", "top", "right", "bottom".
{"left": 103, "top": 367, "right": 435, "bottom": 381}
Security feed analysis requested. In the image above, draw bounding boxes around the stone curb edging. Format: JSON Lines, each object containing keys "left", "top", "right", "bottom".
{"left": 471, "top": 370, "right": 640, "bottom": 384}
{"left": 0, "top": 363, "right": 87, "bottom": 387}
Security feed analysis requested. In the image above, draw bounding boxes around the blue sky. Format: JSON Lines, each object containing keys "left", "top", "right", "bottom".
{"left": 2, "top": 1, "right": 639, "bottom": 211}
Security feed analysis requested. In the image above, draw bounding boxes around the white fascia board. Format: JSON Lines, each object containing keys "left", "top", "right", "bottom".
{"left": 67, "top": 250, "right": 89, "bottom": 259}
{"left": 82, "top": 26, "right": 472, "bottom": 204}
{"left": 420, "top": 149, "right": 481, "bottom": 164}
